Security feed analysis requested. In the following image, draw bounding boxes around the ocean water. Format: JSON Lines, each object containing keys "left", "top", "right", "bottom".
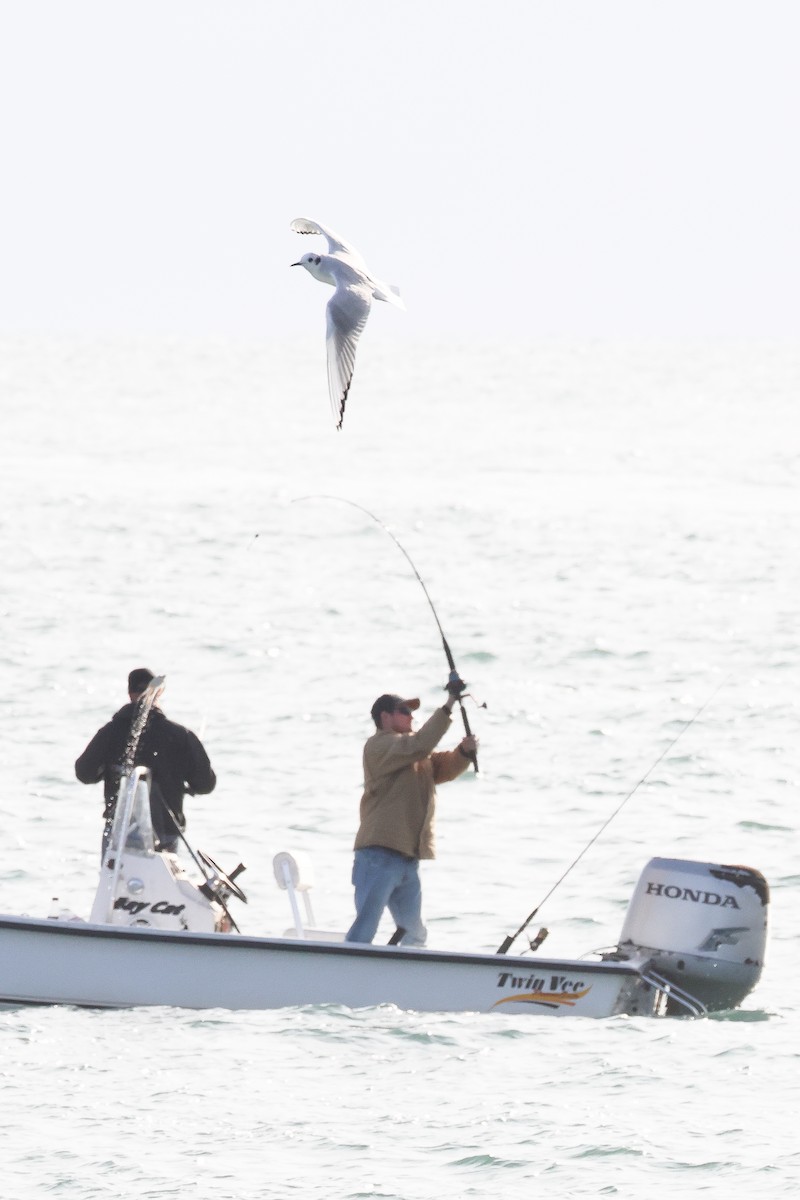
{"left": 0, "top": 336, "right": 798, "bottom": 1198}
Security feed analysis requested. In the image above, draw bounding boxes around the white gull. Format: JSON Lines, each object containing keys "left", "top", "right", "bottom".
{"left": 290, "top": 217, "right": 405, "bottom": 430}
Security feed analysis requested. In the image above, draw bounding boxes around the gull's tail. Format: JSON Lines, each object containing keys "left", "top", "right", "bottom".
{"left": 371, "top": 279, "right": 406, "bottom": 310}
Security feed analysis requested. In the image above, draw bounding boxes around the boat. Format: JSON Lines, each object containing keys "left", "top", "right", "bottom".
{"left": 0, "top": 768, "right": 769, "bottom": 1018}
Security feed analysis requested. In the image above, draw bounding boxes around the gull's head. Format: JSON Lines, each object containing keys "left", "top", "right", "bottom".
{"left": 291, "top": 252, "right": 322, "bottom": 269}
{"left": 291, "top": 251, "right": 332, "bottom": 284}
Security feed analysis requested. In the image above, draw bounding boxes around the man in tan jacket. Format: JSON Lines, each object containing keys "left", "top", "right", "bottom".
{"left": 345, "top": 688, "right": 478, "bottom": 946}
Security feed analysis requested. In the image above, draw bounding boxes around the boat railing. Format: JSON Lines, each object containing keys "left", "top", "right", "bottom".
{"left": 109, "top": 766, "right": 157, "bottom": 855}
{"left": 90, "top": 766, "right": 156, "bottom": 925}
{"left": 639, "top": 965, "right": 708, "bottom": 1019}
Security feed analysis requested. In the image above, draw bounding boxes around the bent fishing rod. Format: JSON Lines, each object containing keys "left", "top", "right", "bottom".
{"left": 496, "top": 677, "right": 730, "bottom": 955}
{"left": 292, "top": 494, "right": 482, "bottom": 771}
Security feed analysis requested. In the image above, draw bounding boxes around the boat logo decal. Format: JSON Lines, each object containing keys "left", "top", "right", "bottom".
{"left": 113, "top": 897, "right": 186, "bottom": 917}
{"left": 697, "top": 925, "right": 749, "bottom": 952}
{"left": 492, "top": 971, "right": 591, "bottom": 1010}
{"left": 645, "top": 881, "right": 740, "bottom": 909}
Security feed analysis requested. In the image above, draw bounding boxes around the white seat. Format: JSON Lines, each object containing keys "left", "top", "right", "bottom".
{"left": 272, "top": 851, "right": 344, "bottom": 941}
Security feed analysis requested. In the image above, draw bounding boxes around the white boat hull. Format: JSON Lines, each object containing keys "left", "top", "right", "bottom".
{"left": 0, "top": 915, "right": 660, "bottom": 1018}
{"left": 3, "top": 774, "right": 764, "bottom": 1020}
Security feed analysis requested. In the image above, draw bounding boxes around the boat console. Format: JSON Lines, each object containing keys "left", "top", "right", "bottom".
{"left": 89, "top": 766, "right": 246, "bottom": 933}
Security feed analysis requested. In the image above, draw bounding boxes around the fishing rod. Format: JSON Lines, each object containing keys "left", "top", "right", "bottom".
{"left": 292, "top": 494, "right": 482, "bottom": 771}
{"left": 158, "top": 796, "right": 246, "bottom": 934}
{"left": 496, "top": 677, "right": 730, "bottom": 955}
{"left": 121, "top": 674, "right": 165, "bottom": 773}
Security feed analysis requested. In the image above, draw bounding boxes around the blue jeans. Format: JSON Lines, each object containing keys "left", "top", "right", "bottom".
{"left": 345, "top": 846, "right": 427, "bottom": 947}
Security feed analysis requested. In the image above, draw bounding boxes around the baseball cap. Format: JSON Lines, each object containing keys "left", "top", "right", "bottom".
{"left": 370, "top": 693, "right": 420, "bottom": 726}
{"left": 128, "top": 668, "right": 155, "bottom": 694}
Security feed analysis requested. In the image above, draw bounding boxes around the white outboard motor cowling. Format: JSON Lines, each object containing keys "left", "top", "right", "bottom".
{"left": 617, "top": 857, "right": 768, "bottom": 1013}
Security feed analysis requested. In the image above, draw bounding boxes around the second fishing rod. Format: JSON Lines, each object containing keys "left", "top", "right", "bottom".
{"left": 293, "top": 495, "right": 483, "bottom": 770}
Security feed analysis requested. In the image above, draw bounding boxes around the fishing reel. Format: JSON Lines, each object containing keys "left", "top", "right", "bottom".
{"left": 445, "top": 671, "right": 487, "bottom": 709}
{"left": 445, "top": 671, "right": 468, "bottom": 697}
{"left": 528, "top": 927, "right": 549, "bottom": 953}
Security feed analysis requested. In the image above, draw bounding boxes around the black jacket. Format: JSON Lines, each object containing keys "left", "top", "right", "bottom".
{"left": 75, "top": 703, "right": 216, "bottom": 843}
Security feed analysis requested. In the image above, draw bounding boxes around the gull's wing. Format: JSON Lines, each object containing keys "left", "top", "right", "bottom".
{"left": 291, "top": 217, "right": 367, "bottom": 269}
{"left": 325, "top": 283, "right": 372, "bottom": 430}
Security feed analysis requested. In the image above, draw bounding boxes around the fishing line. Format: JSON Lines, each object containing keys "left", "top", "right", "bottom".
{"left": 195, "top": 531, "right": 265, "bottom": 739}
{"left": 496, "top": 676, "right": 731, "bottom": 955}
{"left": 291, "top": 494, "right": 482, "bottom": 771}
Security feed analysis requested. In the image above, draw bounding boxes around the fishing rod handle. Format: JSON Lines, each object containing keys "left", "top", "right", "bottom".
{"left": 457, "top": 700, "right": 479, "bottom": 773}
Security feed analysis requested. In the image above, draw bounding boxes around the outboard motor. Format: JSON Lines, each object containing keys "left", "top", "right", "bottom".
{"left": 616, "top": 857, "right": 769, "bottom": 1013}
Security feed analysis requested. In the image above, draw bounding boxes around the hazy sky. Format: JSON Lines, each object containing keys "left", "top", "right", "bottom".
{"left": 1, "top": 1, "right": 798, "bottom": 338}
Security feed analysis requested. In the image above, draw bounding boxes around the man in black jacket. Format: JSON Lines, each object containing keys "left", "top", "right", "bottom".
{"left": 75, "top": 668, "right": 216, "bottom": 853}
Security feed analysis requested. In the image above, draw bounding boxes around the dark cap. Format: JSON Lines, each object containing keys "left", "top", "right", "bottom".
{"left": 371, "top": 693, "right": 420, "bottom": 726}
{"left": 128, "top": 668, "right": 155, "bottom": 695}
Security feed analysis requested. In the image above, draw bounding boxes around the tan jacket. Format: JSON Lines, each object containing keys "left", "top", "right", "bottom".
{"left": 354, "top": 706, "right": 471, "bottom": 860}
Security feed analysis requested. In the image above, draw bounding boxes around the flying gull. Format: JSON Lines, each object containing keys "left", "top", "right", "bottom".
{"left": 290, "top": 217, "right": 405, "bottom": 430}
